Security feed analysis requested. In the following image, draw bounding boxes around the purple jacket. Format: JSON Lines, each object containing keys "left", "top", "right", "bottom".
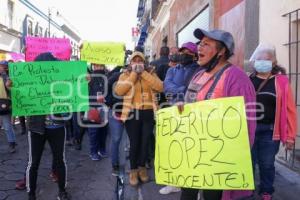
{"left": 221, "top": 66, "right": 256, "bottom": 200}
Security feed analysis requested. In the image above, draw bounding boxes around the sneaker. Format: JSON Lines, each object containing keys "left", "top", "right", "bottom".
{"left": 28, "top": 194, "right": 36, "bottom": 200}
{"left": 57, "top": 191, "right": 71, "bottom": 200}
{"left": 261, "top": 193, "right": 272, "bottom": 200}
{"left": 159, "top": 186, "right": 181, "bottom": 195}
{"left": 112, "top": 165, "right": 119, "bottom": 176}
{"left": 49, "top": 171, "right": 59, "bottom": 182}
{"left": 15, "top": 178, "right": 26, "bottom": 190}
{"left": 90, "top": 154, "right": 101, "bottom": 161}
{"left": 98, "top": 150, "right": 108, "bottom": 158}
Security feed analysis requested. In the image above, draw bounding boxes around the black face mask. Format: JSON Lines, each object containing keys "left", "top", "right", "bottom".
{"left": 202, "top": 52, "right": 221, "bottom": 72}
{"left": 169, "top": 54, "right": 180, "bottom": 63}
{"left": 179, "top": 54, "right": 194, "bottom": 66}
{"left": 93, "top": 69, "right": 105, "bottom": 74}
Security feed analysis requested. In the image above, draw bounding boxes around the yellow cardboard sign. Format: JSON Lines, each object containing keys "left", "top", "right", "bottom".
{"left": 80, "top": 42, "right": 125, "bottom": 66}
{"left": 0, "top": 53, "right": 7, "bottom": 60}
{"left": 155, "top": 96, "right": 254, "bottom": 190}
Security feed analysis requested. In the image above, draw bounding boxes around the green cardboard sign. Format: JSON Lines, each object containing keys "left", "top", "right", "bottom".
{"left": 9, "top": 61, "right": 89, "bottom": 116}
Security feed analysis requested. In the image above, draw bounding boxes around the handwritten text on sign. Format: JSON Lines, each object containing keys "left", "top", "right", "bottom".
{"left": 155, "top": 97, "right": 254, "bottom": 190}
{"left": 25, "top": 37, "right": 71, "bottom": 61}
{"left": 9, "top": 61, "right": 89, "bottom": 116}
{"left": 80, "top": 42, "right": 125, "bottom": 66}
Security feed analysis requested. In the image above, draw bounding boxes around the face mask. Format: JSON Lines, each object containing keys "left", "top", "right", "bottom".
{"left": 169, "top": 54, "right": 180, "bottom": 63}
{"left": 254, "top": 60, "right": 273, "bottom": 73}
{"left": 179, "top": 54, "right": 194, "bottom": 65}
{"left": 202, "top": 52, "right": 221, "bottom": 72}
{"left": 93, "top": 69, "right": 105, "bottom": 74}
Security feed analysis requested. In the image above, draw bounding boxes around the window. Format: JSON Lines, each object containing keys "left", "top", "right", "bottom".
{"left": 8, "top": 0, "right": 14, "bottom": 29}
{"left": 177, "top": 6, "right": 209, "bottom": 47}
{"left": 34, "top": 24, "right": 39, "bottom": 36}
{"left": 44, "top": 29, "right": 49, "bottom": 37}
{"left": 283, "top": 9, "right": 300, "bottom": 108}
{"left": 282, "top": 8, "right": 300, "bottom": 167}
{"left": 162, "top": 36, "right": 168, "bottom": 47}
{"left": 27, "top": 20, "right": 33, "bottom": 36}
{"left": 38, "top": 27, "right": 43, "bottom": 37}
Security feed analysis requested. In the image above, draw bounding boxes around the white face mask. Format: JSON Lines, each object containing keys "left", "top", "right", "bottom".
{"left": 254, "top": 60, "right": 273, "bottom": 73}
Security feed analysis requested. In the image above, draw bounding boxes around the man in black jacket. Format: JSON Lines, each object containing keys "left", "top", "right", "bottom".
{"left": 86, "top": 64, "right": 108, "bottom": 161}
{"left": 150, "top": 46, "right": 170, "bottom": 81}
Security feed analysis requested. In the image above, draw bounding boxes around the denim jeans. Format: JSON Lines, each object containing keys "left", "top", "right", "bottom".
{"left": 88, "top": 125, "right": 108, "bottom": 155}
{"left": 1, "top": 114, "right": 16, "bottom": 143}
{"left": 108, "top": 109, "right": 124, "bottom": 167}
{"left": 252, "top": 123, "right": 280, "bottom": 194}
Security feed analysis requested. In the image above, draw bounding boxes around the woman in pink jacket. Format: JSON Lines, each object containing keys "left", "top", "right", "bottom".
{"left": 180, "top": 28, "right": 256, "bottom": 200}
{"left": 249, "top": 44, "right": 297, "bottom": 200}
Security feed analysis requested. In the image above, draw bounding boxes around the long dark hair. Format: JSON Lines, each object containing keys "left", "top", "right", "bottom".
{"left": 272, "top": 64, "right": 286, "bottom": 75}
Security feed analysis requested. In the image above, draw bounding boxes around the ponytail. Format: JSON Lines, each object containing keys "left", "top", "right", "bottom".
{"left": 272, "top": 65, "right": 286, "bottom": 75}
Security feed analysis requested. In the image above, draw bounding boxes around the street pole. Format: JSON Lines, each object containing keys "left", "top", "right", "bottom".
{"left": 48, "top": 8, "right": 51, "bottom": 37}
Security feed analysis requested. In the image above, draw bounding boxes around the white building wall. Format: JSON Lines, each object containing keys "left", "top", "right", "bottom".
{"left": 0, "top": 0, "right": 80, "bottom": 56}
{"left": 0, "top": 0, "right": 22, "bottom": 52}
{"left": 259, "top": 0, "right": 300, "bottom": 72}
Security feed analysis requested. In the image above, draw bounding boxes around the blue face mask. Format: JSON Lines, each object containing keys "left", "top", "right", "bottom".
{"left": 254, "top": 60, "right": 273, "bottom": 73}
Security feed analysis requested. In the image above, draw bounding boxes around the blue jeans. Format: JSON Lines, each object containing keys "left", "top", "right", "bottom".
{"left": 252, "top": 123, "right": 280, "bottom": 194}
{"left": 108, "top": 110, "right": 124, "bottom": 166}
{"left": 1, "top": 114, "right": 16, "bottom": 143}
{"left": 88, "top": 125, "right": 108, "bottom": 155}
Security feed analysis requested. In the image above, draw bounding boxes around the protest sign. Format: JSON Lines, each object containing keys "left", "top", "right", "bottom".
{"left": 155, "top": 96, "right": 254, "bottom": 190}
{"left": 25, "top": 37, "right": 71, "bottom": 61}
{"left": 0, "top": 53, "right": 6, "bottom": 60}
{"left": 80, "top": 42, "right": 125, "bottom": 66}
{"left": 9, "top": 52, "right": 25, "bottom": 62}
{"left": 9, "top": 61, "right": 89, "bottom": 116}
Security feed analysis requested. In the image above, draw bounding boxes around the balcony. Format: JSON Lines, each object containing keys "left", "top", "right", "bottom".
{"left": 0, "top": 14, "right": 22, "bottom": 35}
{"left": 151, "top": 0, "right": 166, "bottom": 21}
{"left": 137, "top": 0, "right": 146, "bottom": 19}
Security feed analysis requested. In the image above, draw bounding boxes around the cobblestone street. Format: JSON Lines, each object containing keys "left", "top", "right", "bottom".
{"left": 1, "top": 125, "right": 300, "bottom": 200}
{"left": 0, "top": 125, "right": 181, "bottom": 200}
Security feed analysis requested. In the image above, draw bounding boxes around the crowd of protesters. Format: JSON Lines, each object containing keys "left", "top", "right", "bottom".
{"left": 0, "top": 26, "right": 298, "bottom": 200}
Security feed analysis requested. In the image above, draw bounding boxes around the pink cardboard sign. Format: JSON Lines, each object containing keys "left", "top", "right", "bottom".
{"left": 9, "top": 52, "right": 25, "bottom": 62}
{"left": 25, "top": 37, "right": 71, "bottom": 61}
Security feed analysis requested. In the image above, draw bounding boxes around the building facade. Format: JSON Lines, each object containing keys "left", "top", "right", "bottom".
{"left": 0, "top": 0, "right": 22, "bottom": 59}
{"left": 0, "top": 0, "right": 81, "bottom": 60}
{"left": 136, "top": 0, "right": 300, "bottom": 170}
